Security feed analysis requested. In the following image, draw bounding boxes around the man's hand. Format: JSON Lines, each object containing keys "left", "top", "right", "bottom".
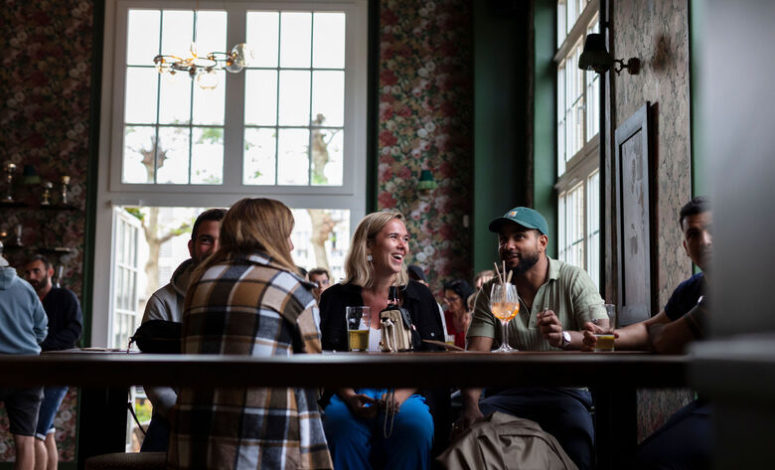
{"left": 537, "top": 309, "right": 563, "bottom": 347}
{"left": 582, "top": 322, "right": 620, "bottom": 351}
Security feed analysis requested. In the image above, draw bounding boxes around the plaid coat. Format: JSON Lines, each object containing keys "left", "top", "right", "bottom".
{"left": 167, "top": 253, "right": 333, "bottom": 470}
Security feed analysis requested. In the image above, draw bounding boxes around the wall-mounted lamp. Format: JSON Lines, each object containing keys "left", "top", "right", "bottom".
{"left": 579, "top": 33, "right": 640, "bottom": 75}
{"left": 417, "top": 169, "right": 438, "bottom": 195}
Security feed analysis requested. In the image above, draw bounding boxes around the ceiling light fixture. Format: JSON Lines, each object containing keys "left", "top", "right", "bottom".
{"left": 152, "top": 3, "right": 252, "bottom": 89}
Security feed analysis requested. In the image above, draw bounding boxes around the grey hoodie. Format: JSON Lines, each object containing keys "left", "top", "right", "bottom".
{"left": 0, "top": 267, "right": 48, "bottom": 354}
{"left": 140, "top": 259, "right": 194, "bottom": 416}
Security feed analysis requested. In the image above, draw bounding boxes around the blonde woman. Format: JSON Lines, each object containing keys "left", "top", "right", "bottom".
{"left": 167, "top": 198, "right": 332, "bottom": 470}
{"left": 319, "top": 210, "right": 446, "bottom": 469}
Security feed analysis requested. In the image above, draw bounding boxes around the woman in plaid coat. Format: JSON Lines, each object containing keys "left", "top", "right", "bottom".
{"left": 167, "top": 198, "right": 332, "bottom": 470}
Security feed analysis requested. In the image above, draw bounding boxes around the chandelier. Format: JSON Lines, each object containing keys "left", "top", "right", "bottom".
{"left": 152, "top": 7, "right": 252, "bottom": 90}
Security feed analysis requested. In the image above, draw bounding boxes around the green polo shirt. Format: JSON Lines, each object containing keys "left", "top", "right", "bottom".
{"left": 467, "top": 257, "right": 606, "bottom": 351}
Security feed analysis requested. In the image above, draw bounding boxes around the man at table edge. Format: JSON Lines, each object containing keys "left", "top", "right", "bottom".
{"left": 139, "top": 208, "right": 225, "bottom": 452}
{"left": 584, "top": 195, "right": 712, "bottom": 469}
{"left": 461, "top": 206, "right": 607, "bottom": 470}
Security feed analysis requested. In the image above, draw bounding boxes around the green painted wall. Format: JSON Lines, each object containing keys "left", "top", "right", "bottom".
{"left": 532, "top": 0, "right": 557, "bottom": 257}
{"left": 472, "top": 0, "right": 530, "bottom": 273}
{"left": 689, "top": 0, "right": 704, "bottom": 197}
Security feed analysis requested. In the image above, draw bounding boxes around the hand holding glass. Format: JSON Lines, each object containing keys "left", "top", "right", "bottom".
{"left": 490, "top": 283, "right": 520, "bottom": 352}
{"left": 591, "top": 304, "right": 616, "bottom": 352}
{"left": 346, "top": 306, "right": 370, "bottom": 352}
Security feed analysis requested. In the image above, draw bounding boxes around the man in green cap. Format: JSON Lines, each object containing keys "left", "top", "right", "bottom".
{"left": 459, "top": 206, "right": 607, "bottom": 470}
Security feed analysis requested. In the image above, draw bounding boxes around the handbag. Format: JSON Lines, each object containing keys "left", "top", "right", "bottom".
{"left": 379, "top": 286, "right": 419, "bottom": 352}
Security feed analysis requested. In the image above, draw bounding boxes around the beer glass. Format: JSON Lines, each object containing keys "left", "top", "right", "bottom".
{"left": 346, "top": 306, "right": 370, "bottom": 352}
{"left": 592, "top": 304, "right": 616, "bottom": 352}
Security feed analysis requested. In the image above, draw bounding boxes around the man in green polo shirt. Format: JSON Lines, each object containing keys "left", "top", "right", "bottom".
{"left": 461, "top": 206, "right": 606, "bottom": 470}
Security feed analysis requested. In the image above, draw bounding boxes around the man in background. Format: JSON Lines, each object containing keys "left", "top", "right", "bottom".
{"left": 1, "top": 246, "right": 48, "bottom": 470}
{"left": 307, "top": 267, "right": 331, "bottom": 302}
{"left": 140, "top": 208, "right": 225, "bottom": 451}
{"left": 24, "top": 255, "right": 82, "bottom": 470}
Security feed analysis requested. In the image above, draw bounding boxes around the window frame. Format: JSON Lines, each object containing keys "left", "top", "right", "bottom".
{"left": 554, "top": 0, "right": 601, "bottom": 282}
{"left": 92, "top": 0, "right": 368, "bottom": 347}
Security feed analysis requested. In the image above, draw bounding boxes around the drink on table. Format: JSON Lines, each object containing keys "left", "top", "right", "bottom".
{"left": 346, "top": 306, "right": 371, "bottom": 352}
{"left": 591, "top": 303, "right": 617, "bottom": 352}
{"left": 490, "top": 282, "right": 519, "bottom": 352}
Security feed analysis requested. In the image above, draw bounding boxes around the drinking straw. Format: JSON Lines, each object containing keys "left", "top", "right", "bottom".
{"left": 493, "top": 262, "right": 503, "bottom": 284}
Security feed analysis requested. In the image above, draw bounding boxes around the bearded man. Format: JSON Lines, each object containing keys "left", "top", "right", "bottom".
{"left": 460, "top": 206, "right": 606, "bottom": 470}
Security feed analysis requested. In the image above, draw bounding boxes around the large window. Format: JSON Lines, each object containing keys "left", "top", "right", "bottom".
{"left": 93, "top": 0, "right": 368, "bottom": 347}
{"left": 555, "top": 0, "right": 600, "bottom": 289}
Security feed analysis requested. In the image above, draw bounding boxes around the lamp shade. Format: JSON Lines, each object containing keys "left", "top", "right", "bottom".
{"left": 579, "top": 33, "right": 614, "bottom": 73}
{"left": 417, "top": 169, "right": 438, "bottom": 191}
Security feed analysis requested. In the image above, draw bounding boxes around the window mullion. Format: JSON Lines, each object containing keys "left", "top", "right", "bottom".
{"left": 222, "top": 5, "right": 247, "bottom": 188}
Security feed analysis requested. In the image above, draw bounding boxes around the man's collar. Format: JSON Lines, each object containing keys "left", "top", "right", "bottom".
{"left": 547, "top": 256, "right": 561, "bottom": 281}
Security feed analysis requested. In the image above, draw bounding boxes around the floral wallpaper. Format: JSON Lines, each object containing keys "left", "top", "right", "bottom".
{"left": 376, "top": 0, "right": 474, "bottom": 291}
{"left": 0, "top": 0, "right": 93, "bottom": 462}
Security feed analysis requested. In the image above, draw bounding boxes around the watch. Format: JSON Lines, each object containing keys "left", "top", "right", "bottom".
{"left": 560, "top": 331, "right": 571, "bottom": 349}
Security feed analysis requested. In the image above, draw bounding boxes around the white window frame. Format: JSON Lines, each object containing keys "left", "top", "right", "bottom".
{"left": 92, "top": 0, "right": 368, "bottom": 347}
{"left": 555, "top": 0, "right": 600, "bottom": 284}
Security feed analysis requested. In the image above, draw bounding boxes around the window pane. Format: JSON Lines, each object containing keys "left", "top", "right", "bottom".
{"left": 158, "top": 73, "right": 191, "bottom": 125}
{"left": 290, "top": 208, "right": 350, "bottom": 281}
{"left": 155, "top": 127, "right": 190, "bottom": 184}
{"left": 558, "top": 194, "right": 567, "bottom": 260}
{"left": 244, "top": 127, "right": 277, "bottom": 185}
{"left": 280, "top": 12, "right": 312, "bottom": 68}
{"left": 125, "top": 68, "right": 158, "bottom": 123}
{"left": 278, "top": 70, "right": 311, "bottom": 126}
{"left": 127, "top": 10, "right": 160, "bottom": 65}
{"left": 191, "top": 127, "right": 223, "bottom": 184}
{"left": 277, "top": 128, "right": 309, "bottom": 185}
{"left": 247, "top": 12, "right": 279, "bottom": 67}
{"left": 312, "top": 71, "right": 344, "bottom": 127}
{"left": 245, "top": 70, "right": 278, "bottom": 125}
{"left": 161, "top": 10, "right": 194, "bottom": 59}
{"left": 193, "top": 71, "right": 225, "bottom": 125}
{"left": 313, "top": 12, "right": 345, "bottom": 68}
{"left": 311, "top": 128, "right": 343, "bottom": 186}
{"left": 123, "top": 126, "right": 156, "bottom": 183}
{"left": 587, "top": 170, "right": 600, "bottom": 290}
{"left": 557, "top": 0, "right": 567, "bottom": 45}
{"left": 194, "top": 11, "right": 226, "bottom": 56}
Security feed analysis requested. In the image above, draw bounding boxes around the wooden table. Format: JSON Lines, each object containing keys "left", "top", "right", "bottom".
{"left": 4, "top": 351, "right": 687, "bottom": 469}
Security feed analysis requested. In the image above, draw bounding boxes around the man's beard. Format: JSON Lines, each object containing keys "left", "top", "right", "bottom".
{"left": 509, "top": 250, "right": 540, "bottom": 276}
{"left": 30, "top": 276, "right": 50, "bottom": 291}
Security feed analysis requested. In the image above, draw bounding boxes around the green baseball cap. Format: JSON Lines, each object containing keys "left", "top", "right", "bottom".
{"left": 488, "top": 206, "right": 549, "bottom": 236}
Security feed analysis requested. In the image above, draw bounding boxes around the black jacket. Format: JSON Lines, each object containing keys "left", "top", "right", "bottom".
{"left": 319, "top": 280, "right": 445, "bottom": 352}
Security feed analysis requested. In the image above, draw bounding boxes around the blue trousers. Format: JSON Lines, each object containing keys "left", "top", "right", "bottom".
{"left": 35, "top": 386, "right": 68, "bottom": 440}
{"left": 634, "top": 400, "right": 711, "bottom": 470}
{"left": 323, "top": 389, "right": 433, "bottom": 470}
{"left": 479, "top": 387, "right": 595, "bottom": 470}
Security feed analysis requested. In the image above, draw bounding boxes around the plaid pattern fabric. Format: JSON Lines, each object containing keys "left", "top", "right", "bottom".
{"left": 167, "top": 253, "right": 332, "bottom": 469}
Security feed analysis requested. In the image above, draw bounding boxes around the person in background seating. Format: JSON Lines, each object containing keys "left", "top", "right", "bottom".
{"left": 24, "top": 255, "right": 82, "bottom": 470}
{"left": 167, "top": 198, "right": 332, "bottom": 469}
{"left": 461, "top": 206, "right": 607, "bottom": 470}
{"left": 583, "top": 196, "right": 713, "bottom": 469}
{"left": 307, "top": 267, "right": 331, "bottom": 302}
{"left": 139, "top": 208, "right": 225, "bottom": 452}
{"left": 442, "top": 280, "right": 475, "bottom": 349}
{"left": 1, "top": 246, "right": 47, "bottom": 470}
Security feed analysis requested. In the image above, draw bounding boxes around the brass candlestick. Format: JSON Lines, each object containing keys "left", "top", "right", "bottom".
{"left": 41, "top": 181, "right": 53, "bottom": 206}
{"left": 60, "top": 175, "right": 70, "bottom": 205}
{"left": 3, "top": 161, "right": 16, "bottom": 202}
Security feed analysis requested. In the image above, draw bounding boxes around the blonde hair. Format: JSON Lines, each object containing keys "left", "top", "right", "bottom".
{"left": 345, "top": 210, "right": 409, "bottom": 288}
{"left": 193, "top": 198, "right": 297, "bottom": 280}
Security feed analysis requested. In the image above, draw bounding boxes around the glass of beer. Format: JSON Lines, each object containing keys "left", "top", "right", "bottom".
{"left": 592, "top": 304, "right": 616, "bottom": 352}
{"left": 346, "top": 306, "right": 370, "bottom": 352}
{"left": 490, "top": 283, "right": 520, "bottom": 352}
